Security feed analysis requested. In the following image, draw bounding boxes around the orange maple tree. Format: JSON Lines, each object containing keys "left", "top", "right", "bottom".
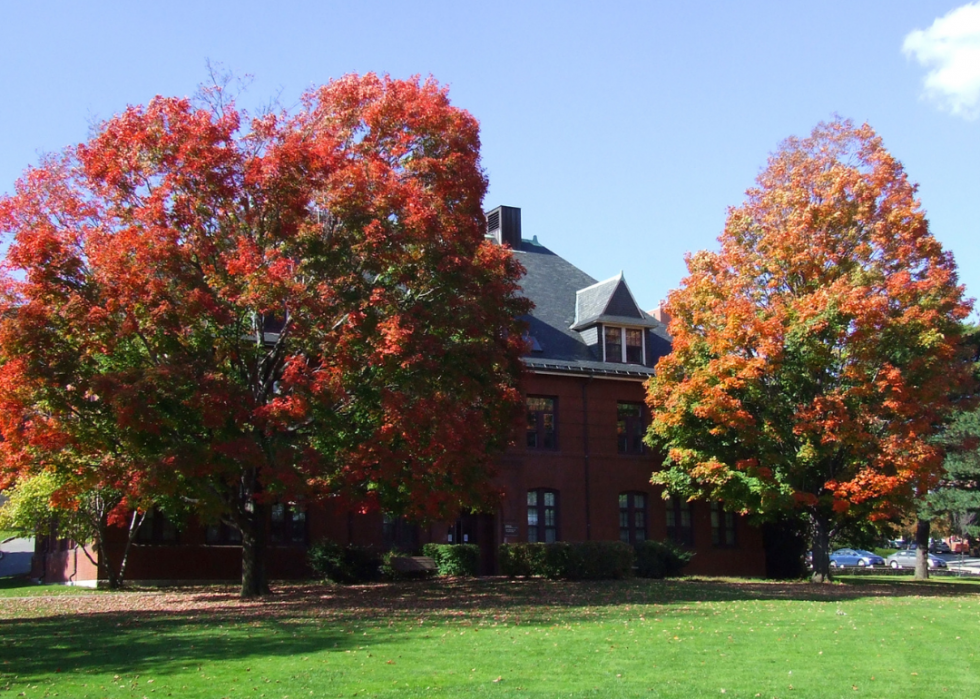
{"left": 0, "top": 74, "right": 529, "bottom": 595}
{"left": 646, "top": 119, "right": 973, "bottom": 580}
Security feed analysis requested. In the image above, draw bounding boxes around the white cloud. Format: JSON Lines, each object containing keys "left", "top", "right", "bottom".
{"left": 903, "top": 2, "right": 980, "bottom": 119}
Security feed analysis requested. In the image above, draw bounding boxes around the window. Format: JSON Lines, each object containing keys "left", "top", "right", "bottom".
{"left": 383, "top": 514, "right": 420, "bottom": 552}
{"left": 711, "top": 503, "right": 737, "bottom": 547}
{"left": 526, "top": 396, "right": 557, "bottom": 450}
{"left": 604, "top": 326, "right": 622, "bottom": 363}
{"left": 205, "top": 521, "right": 242, "bottom": 545}
{"left": 270, "top": 502, "right": 308, "bottom": 546}
{"left": 527, "top": 489, "right": 559, "bottom": 543}
{"left": 617, "top": 402, "right": 645, "bottom": 454}
{"left": 604, "top": 325, "right": 645, "bottom": 365}
{"left": 625, "top": 329, "right": 643, "bottom": 363}
{"left": 136, "top": 509, "right": 178, "bottom": 545}
{"left": 619, "top": 492, "right": 647, "bottom": 544}
{"left": 666, "top": 497, "right": 694, "bottom": 546}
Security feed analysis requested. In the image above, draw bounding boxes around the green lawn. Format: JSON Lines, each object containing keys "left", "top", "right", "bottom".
{"left": 0, "top": 576, "right": 978, "bottom": 698}
{"left": 0, "top": 576, "right": 102, "bottom": 598}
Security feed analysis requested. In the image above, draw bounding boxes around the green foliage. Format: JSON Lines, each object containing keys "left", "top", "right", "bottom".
{"left": 927, "top": 358, "right": 980, "bottom": 537}
{"left": 0, "top": 473, "right": 89, "bottom": 541}
{"left": 498, "top": 542, "right": 635, "bottom": 580}
{"left": 633, "top": 540, "right": 694, "bottom": 579}
{"left": 307, "top": 540, "right": 381, "bottom": 584}
{"left": 498, "top": 542, "right": 544, "bottom": 578}
{"left": 421, "top": 544, "right": 479, "bottom": 577}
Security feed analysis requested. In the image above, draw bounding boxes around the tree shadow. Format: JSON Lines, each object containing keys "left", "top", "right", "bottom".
{"left": 1, "top": 576, "right": 977, "bottom": 684}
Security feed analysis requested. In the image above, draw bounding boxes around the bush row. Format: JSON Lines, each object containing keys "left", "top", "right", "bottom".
{"left": 499, "top": 540, "right": 692, "bottom": 580}
{"left": 307, "top": 541, "right": 481, "bottom": 583}
{"left": 309, "top": 539, "right": 693, "bottom": 583}
{"left": 307, "top": 540, "right": 382, "bottom": 584}
{"left": 633, "top": 540, "right": 694, "bottom": 579}
{"left": 498, "top": 541, "right": 633, "bottom": 579}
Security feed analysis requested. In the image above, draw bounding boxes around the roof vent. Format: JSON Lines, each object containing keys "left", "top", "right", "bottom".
{"left": 484, "top": 205, "right": 521, "bottom": 248}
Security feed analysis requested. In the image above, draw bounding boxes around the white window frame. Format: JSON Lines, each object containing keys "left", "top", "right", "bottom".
{"left": 602, "top": 324, "right": 646, "bottom": 365}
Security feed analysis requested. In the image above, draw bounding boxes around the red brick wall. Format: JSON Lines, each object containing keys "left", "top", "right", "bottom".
{"left": 34, "top": 371, "right": 767, "bottom": 584}
{"left": 494, "top": 372, "right": 767, "bottom": 578}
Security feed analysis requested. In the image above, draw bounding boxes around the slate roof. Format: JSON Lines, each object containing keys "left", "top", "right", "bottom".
{"left": 512, "top": 238, "right": 671, "bottom": 378}
{"left": 571, "top": 273, "right": 659, "bottom": 331}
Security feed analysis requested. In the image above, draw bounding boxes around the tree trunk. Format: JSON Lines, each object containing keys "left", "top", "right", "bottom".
{"left": 96, "top": 531, "right": 122, "bottom": 590}
{"left": 240, "top": 501, "right": 270, "bottom": 598}
{"left": 810, "top": 511, "right": 833, "bottom": 583}
{"left": 115, "top": 510, "right": 147, "bottom": 588}
{"left": 91, "top": 512, "right": 123, "bottom": 590}
{"left": 914, "top": 518, "right": 930, "bottom": 581}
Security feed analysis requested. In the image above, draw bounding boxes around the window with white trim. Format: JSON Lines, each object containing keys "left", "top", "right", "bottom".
{"left": 603, "top": 325, "right": 645, "bottom": 365}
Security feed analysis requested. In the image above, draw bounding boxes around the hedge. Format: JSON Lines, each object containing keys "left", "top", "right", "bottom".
{"left": 634, "top": 539, "right": 694, "bottom": 579}
{"left": 421, "top": 543, "right": 480, "bottom": 577}
{"left": 308, "top": 540, "right": 381, "bottom": 584}
{"left": 498, "top": 541, "right": 634, "bottom": 580}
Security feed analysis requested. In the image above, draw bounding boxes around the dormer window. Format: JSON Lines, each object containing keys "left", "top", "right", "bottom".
{"left": 604, "top": 326, "right": 622, "bottom": 363}
{"left": 603, "top": 325, "right": 645, "bottom": 364}
{"left": 625, "top": 328, "right": 643, "bottom": 363}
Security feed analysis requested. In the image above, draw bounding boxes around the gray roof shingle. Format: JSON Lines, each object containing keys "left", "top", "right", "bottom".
{"left": 513, "top": 239, "right": 670, "bottom": 376}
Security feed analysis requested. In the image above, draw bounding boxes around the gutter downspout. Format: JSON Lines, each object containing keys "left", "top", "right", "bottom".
{"left": 582, "top": 375, "right": 593, "bottom": 540}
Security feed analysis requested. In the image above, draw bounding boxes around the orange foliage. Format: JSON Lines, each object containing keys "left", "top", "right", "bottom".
{"left": 646, "top": 119, "right": 972, "bottom": 530}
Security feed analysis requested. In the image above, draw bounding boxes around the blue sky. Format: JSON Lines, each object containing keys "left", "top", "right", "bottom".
{"left": 2, "top": 1, "right": 978, "bottom": 315}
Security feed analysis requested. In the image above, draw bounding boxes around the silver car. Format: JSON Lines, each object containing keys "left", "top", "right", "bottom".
{"left": 885, "top": 550, "right": 947, "bottom": 570}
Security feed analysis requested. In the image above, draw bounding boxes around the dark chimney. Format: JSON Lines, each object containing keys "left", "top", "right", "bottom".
{"left": 485, "top": 205, "right": 522, "bottom": 248}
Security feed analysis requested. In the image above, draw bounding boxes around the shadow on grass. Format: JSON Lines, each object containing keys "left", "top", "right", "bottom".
{"left": 1, "top": 575, "right": 977, "bottom": 683}
{"left": 0, "top": 610, "right": 367, "bottom": 683}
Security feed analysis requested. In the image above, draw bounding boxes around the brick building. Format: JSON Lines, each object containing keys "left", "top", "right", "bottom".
{"left": 32, "top": 205, "right": 765, "bottom": 584}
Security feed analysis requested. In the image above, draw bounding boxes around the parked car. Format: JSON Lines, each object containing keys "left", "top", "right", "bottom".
{"left": 828, "top": 548, "right": 886, "bottom": 568}
{"left": 885, "top": 549, "right": 947, "bottom": 570}
{"left": 929, "top": 539, "right": 952, "bottom": 554}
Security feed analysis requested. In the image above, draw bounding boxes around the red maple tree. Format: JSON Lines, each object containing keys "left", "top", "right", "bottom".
{"left": 0, "top": 74, "right": 529, "bottom": 595}
{"left": 646, "top": 119, "right": 973, "bottom": 581}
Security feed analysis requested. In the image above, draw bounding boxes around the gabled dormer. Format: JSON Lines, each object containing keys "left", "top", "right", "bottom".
{"left": 571, "top": 273, "right": 659, "bottom": 365}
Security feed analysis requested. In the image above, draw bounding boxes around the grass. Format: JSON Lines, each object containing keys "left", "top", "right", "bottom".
{"left": 0, "top": 576, "right": 102, "bottom": 598}
{"left": 0, "top": 576, "right": 978, "bottom": 698}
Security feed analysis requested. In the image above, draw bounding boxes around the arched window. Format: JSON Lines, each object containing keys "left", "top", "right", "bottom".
{"left": 527, "top": 489, "right": 559, "bottom": 543}
{"left": 619, "top": 492, "right": 647, "bottom": 544}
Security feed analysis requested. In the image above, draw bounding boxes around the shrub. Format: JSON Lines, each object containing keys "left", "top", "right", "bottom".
{"left": 565, "top": 541, "right": 634, "bottom": 580}
{"left": 634, "top": 539, "right": 694, "bottom": 579}
{"left": 498, "top": 541, "right": 634, "bottom": 580}
{"left": 421, "top": 543, "right": 480, "bottom": 577}
{"left": 499, "top": 542, "right": 535, "bottom": 578}
{"left": 308, "top": 540, "right": 381, "bottom": 584}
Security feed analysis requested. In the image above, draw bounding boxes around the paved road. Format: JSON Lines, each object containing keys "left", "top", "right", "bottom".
{"left": 937, "top": 553, "right": 980, "bottom": 575}
{"left": 0, "top": 537, "right": 34, "bottom": 578}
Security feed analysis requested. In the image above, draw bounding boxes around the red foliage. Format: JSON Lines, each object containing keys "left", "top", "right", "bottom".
{"left": 0, "top": 75, "right": 529, "bottom": 583}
